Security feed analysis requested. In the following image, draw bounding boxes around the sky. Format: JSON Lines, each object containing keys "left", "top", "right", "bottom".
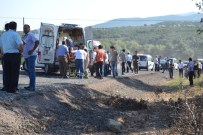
{"left": 0, "top": 0, "right": 200, "bottom": 31}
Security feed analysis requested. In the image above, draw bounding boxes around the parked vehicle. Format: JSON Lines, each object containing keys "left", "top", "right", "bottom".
{"left": 22, "top": 29, "right": 44, "bottom": 71}
{"left": 37, "top": 23, "right": 93, "bottom": 74}
{"left": 183, "top": 61, "right": 189, "bottom": 68}
{"left": 197, "top": 59, "right": 203, "bottom": 70}
{"left": 138, "top": 54, "right": 154, "bottom": 71}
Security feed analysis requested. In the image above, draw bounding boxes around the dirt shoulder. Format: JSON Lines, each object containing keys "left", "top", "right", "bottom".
{"left": 0, "top": 72, "right": 202, "bottom": 134}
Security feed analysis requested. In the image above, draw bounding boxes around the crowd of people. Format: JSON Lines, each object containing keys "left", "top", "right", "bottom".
{"left": 158, "top": 57, "right": 202, "bottom": 86}
{"left": 0, "top": 22, "right": 201, "bottom": 94}
{"left": 58, "top": 41, "right": 140, "bottom": 80}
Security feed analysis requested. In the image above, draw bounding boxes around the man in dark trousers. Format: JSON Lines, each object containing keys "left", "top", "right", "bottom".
{"left": 95, "top": 45, "right": 106, "bottom": 79}
{"left": 188, "top": 57, "right": 194, "bottom": 86}
{"left": 0, "top": 21, "right": 23, "bottom": 93}
{"left": 132, "top": 51, "right": 139, "bottom": 74}
{"left": 0, "top": 23, "right": 10, "bottom": 91}
{"left": 126, "top": 52, "right": 133, "bottom": 72}
{"left": 119, "top": 49, "right": 126, "bottom": 75}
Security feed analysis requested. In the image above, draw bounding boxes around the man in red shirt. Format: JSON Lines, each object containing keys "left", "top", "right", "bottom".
{"left": 95, "top": 45, "right": 106, "bottom": 79}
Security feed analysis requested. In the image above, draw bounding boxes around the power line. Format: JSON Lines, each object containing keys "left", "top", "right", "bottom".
{"left": 0, "top": 17, "right": 199, "bottom": 22}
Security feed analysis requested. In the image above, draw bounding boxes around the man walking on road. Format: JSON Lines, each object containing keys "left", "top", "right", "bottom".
{"left": 132, "top": 51, "right": 139, "bottom": 74}
{"left": 23, "top": 24, "right": 39, "bottom": 91}
{"left": 0, "top": 21, "right": 23, "bottom": 93}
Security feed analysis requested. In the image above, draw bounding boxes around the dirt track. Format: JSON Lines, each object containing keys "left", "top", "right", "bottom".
{"left": 0, "top": 70, "right": 202, "bottom": 134}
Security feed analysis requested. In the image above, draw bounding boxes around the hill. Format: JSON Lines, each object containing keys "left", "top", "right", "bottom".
{"left": 93, "top": 21, "right": 203, "bottom": 59}
{"left": 93, "top": 13, "right": 202, "bottom": 28}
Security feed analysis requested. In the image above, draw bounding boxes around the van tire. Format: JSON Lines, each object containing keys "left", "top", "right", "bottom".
{"left": 44, "top": 64, "right": 52, "bottom": 75}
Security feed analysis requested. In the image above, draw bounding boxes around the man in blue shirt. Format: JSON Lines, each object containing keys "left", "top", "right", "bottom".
{"left": 1, "top": 21, "right": 23, "bottom": 93}
{"left": 58, "top": 41, "right": 69, "bottom": 78}
{"left": 23, "top": 24, "right": 39, "bottom": 91}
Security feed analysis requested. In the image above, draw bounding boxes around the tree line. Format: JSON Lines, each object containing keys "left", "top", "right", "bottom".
{"left": 93, "top": 22, "right": 203, "bottom": 60}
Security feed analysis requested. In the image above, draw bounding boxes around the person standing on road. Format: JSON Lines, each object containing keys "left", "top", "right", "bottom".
{"left": 197, "top": 60, "right": 202, "bottom": 78}
{"left": 103, "top": 50, "right": 109, "bottom": 77}
{"left": 119, "top": 49, "right": 127, "bottom": 75}
{"left": 0, "top": 23, "right": 10, "bottom": 91}
{"left": 89, "top": 47, "right": 97, "bottom": 77}
{"left": 106, "top": 51, "right": 111, "bottom": 75}
{"left": 58, "top": 41, "right": 69, "bottom": 79}
{"left": 0, "top": 21, "right": 23, "bottom": 93}
{"left": 23, "top": 24, "right": 39, "bottom": 91}
{"left": 132, "top": 51, "right": 139, "bottom": 74}
{"left": 168, "top": 59, "right": 174, "bottom": 79}
{"left": 158, "top": 56, "right": 161, "bottom": 71}
{"left": 95, "top": 45, "right": 106, "bottom": 79}
{"left": 161, "top": 60, "right": 167, "bottom": 73}
{"left": 84, "top": 48, "right": 90, "bottom": 79}
{"left": 75, "top": 44, "right": 87, "bottom": 79}
{"left": 154, "top": 56, "right": 159, "bottom": 72}
{"left": 193, "top": 60, "right": 199, "bottom": 79}
{"left": 187, "top": 57, "right": 194, "bottom": 86}
{"left": 126, "top": 52, "right": 133, "bottom": 73}
{"left": 109, "top": 46, "right": 118, "bottom": 78}
{"left": 178, "top": 60, "right": 184, "bottom": 78}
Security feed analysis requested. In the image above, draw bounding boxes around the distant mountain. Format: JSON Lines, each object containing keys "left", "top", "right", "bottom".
{"left": 93, "top": 13, "right": 203, "bottom": 28}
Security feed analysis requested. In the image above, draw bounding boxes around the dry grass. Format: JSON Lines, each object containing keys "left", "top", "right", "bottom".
{"left": 165, "top": 75, "right": 203, "bottom": 91}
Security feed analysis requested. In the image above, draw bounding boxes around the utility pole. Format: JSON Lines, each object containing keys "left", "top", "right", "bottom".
{"left": 23, "top": 17, "right": 25, "bottom": 28}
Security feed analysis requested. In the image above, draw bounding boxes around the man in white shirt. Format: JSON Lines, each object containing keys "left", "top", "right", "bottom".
{"left": 198, "top": 61, "right": 202, "bottom": 78}
{"left": 103, "top": 50, "right": 109, "bottom": 77}
{"left": 75, "top": 44, "right": 87, "bottom": 79}
{"left": 126, "top": 52, "right": 133, "bottom": 73}
{"left": 0, "top": 23, "right": 9, "bottom": 91}
{"left": 178, "top": 60, "right": 184, "bottom": 78}
{"left": 154, "top": 56, "right": 159, "bottom": 72}
{"left": 1, "top": 21, "right": 23, "bottom": 93}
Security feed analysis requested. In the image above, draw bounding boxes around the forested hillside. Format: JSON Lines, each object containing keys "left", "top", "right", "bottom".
{"left": 93, "top": 22, "right": 203, "bottom": 60}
